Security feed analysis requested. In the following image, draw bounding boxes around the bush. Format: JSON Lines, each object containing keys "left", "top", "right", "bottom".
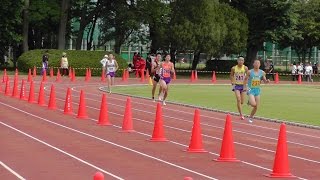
{"left": 18, "top": 49, "right": 128, "bottom": 76}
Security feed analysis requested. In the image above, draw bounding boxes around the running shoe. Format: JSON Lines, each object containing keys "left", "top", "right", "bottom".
{"left": 240, "top": 116, "right": 245, "bottom": 120}
{"left": 248, "top": 117, "right": 253, "bottom": 123}
{"left": 162, "top": 101, "right": 166, "bottom": 106}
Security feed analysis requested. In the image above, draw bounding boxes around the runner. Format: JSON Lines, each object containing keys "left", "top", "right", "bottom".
{"left": 158, "top": 54, "right": 175, "bottom": 106}
{"left": 244, "top": 59, "right": 270, "bottom": 123}
{"left": 151, "top": 53, "right": 162, "bottom": 102}
{"left": 230, "top": 56, "right": 248, "bottom": 120}
{"left": 105, "top": 54, "right": 119, "bottom": 93}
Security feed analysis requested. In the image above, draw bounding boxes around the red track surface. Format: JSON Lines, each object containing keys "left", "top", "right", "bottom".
{"left": 1, "top": 75, "right": 320, "bottom": 180}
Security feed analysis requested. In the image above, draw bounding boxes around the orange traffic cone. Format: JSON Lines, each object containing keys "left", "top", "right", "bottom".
{"left": 56, "top": 69, "right": 61, "bottom": 82}
{"left": 186, "top": 109, "right": 207, "bottom": 152}
{"left": 5, "top": 78, "right": 11, "bottom": 96}
{"left": 27, "top": 69, "right": 32, "bottom": 82}
{"left": 101, "top": 69, "right": 106, "bottom": 82}
{"left": 76, "top": 90, "right": 88, "bottom": 119}
{"left": 64, "top": 88, "right": 73, "bottom": 115}
{"left": 190, "top": 70, "right": 195, "bottom": 82}
{"left": 85, "top": 68, "right": 89, "bottom": 82}
{"left": 50, "top": 67, "right": 54, "bottom": 77}
{"left": 38, "top": 82, "right": 46, "bottom": 106}
{"left": 48, "top": 84, "right": 57, "bottom": 110}
{"left": 149, "top": 102, "right": 168, "bottom": 142}
{"left": 265, "top": 123, "right": 295, "bottom": 178}
{"left": 121, "top": 69, "right": 126, "bottom": 81}
{"left": 33, "top": 66, "right": 36, "bottom": 77}
{"left": 211, "top": 71, "right": 217, "bottom": 83}
{"left": 97, "top": 94, "right": 112, "bottom": 126}
{"left": 297, "top": 74, "right": 302, "bottom": 84}
{"left": 42, "top": 70, "right": 47, "bottom": 82}
{"left": 93, "top": 172, "right": 104, "bottom": 180}
{"left": 2, "top": 69, "right": 7, "bottom": 83}
{"left": 19, "top": 80, "right": 28, "bottom": 100}
{"left": 120, "top": 97, "right": 134, "bottom": 132}
{"left": 11, "top": 76, "right": 19, "bottom": 98}
{"left": 69, "top": 67, "right": 72, "bottom": 78}
{"left": 274, "top": 73, "right": 279, "bottom": 84}
{"left": 71, "top": 68, "right": 76, "bottom": 82}
{"left": 28, "top": 80, "right": 36, "bottom": 103}
{"left": 140, "top": 69, "right": 145, "bottom": 82}
{"left": 214, "top": 114, "right": 240, "bottom": 162}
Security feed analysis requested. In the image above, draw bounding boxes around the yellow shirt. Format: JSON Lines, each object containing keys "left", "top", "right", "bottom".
{"left": 233, "top": 65, "right": 246, "bottom": 85}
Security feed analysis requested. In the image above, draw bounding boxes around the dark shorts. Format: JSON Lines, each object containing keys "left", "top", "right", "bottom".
{"left": 106, "top": 72, "right": 115, "bottom": 77}
{"left": 161, "top": 77, "right": 171, "bottom": 85}
{"left": 153, "top": 74, "right": 160, "bottom": 82}
{"left": 232, "top": 84, "right": 244, "bottom": 93}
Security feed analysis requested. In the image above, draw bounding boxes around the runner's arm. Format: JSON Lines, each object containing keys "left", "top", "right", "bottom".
{"left": 262, "top": 71, "right": 270, "bottom": 83}
{"left": 230, "top": 67, "right": 235, "bottom": 85}
{"left": 243, "top": 69, "right": 251, "bottom": 90}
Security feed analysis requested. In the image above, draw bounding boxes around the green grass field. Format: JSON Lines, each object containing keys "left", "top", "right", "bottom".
{"left": 112, "top": 84, "right": 320, "bottom": 126}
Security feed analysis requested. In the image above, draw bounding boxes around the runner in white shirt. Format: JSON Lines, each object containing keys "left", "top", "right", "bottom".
{"left": 105, "top": 54, "right": 119, "bottom": 93}
{"left": 100, "top": 55, "right": 108, "bottom": 68}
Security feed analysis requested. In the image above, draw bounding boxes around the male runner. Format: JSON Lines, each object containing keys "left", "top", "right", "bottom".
{"left": 244, "top": 59, "right": 270, "bottom": 123}
{"left": 151, "top": 53, "right": 162, "bottom": 102}
{"left": 230, "top": 56, "right": 248, "bottom": 120}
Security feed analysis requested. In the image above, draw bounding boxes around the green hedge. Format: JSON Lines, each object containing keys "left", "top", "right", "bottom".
{"left": 18, "top": 49, "right": 128, "bottom": 76}
{"left": 205, "top": 60, "right": 266, "bottom": 72}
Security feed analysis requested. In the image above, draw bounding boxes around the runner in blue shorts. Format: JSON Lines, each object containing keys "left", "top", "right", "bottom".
{"left": 244, "top": 60, "right": 270, "bottom": 123}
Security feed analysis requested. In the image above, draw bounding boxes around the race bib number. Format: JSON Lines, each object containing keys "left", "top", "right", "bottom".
{"left": 235, "top": 75, "right": 244, "bottom": 81}
{"left": 251, "top": 80, "right": 260, "bottom": 87}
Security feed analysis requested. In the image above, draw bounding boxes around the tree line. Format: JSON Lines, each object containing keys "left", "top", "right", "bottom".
{"left": 1, "top": 0, "right": 320, "bottom": 69}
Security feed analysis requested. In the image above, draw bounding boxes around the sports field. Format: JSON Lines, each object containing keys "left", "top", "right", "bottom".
{"left": 112, "top": 84, "right": 320, "bottom": 126}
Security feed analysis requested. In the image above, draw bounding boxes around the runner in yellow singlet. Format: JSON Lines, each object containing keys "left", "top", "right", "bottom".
{"left": 230, "top": 56, "right": 248, "bottom": 120}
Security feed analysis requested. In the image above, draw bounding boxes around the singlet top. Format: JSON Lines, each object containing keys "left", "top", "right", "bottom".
{"left": 152, "top": 60, "right": 160, "bottom": 75}
{"left": 233, "top": 65, "right": 246, "bottom": 85}
{"left": 61, "top": 57, "right": 68, "bottom": 68}
{"left": 248, "top": 69, "right": 263, "bottom": 89}
{"left": 105, "top": 59, "right": 116, "bottom": 73}
{"left": 161, "top": 62, "right": 173, "bottom": 78}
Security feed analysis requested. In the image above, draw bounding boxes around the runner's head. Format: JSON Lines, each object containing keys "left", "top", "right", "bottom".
{"left": 156, "top": 53, "right": 162, "bottom": 62}
{"left": 253, "top": 59, "right": 261, "bottom": 69}
{"left": 109, "top": 54, "right": 114, "bottom": 60}
{"left": 165, "top": 54, "right": 171, "bottom": 62}
{"left": 237, "top": 56, "right": 244, "bottom": 66}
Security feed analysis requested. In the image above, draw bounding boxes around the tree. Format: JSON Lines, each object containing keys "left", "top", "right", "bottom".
{"left": 99, "top": 0, "right": 141, "bottom": 54}
{"left": 58, "top": 0, "right": 71, "bottom": 50}
{"left": 0, "top": 0, "right": 23, "bottom": 66}
{"left": 170, "top": 0, "right": 248, "bottom": 69}
{"left": 23, "top": 0, "right": 30, "bottom": 52}
{"left": 229, "top": 0, "right": 297, "bottom": 66}
{"left": 278, "top": 0, "right": 320, "bottom": 63}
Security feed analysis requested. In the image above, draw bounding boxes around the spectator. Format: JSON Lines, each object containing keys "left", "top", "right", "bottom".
{"left": 313, "top": 63, "right": 318, "bottom": 74}
{"left": 267, "top": 60, "right": 274, "bottom": 81}
{"left": 291, "top": 62, "right": 297, "bottom": 81}
{"left": 60, "top": 52, "right": 69, "bottom": 76}
{"left": 305, "top": 63, "right": 313, "bottom": 82}
{"left": 41, "top": 50, "right": 49, "bottom": 75}
{"left": 297, "top": 62, "right": 303, "bottom": 81}
{"left": 136, "top": 54, "right": 146, "bottom": 77}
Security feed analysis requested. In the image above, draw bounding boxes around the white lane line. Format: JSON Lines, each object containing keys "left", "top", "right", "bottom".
{"left": 70, "top": 85, "right": 320, "bottom": 139}
{"left": 51, "top": 87, "right": 320, "bottom": 150}
{"left": 0, "top": 102, "right": 218, "bottom": 180}
{"left": 0, "top": 161, "right": 26, "bottom": 180}
{"left": 0, "top": 122, "right": 124, "bottom": 180}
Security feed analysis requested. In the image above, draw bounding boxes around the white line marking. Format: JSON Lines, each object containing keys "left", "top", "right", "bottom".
{"left": 0, "top": 161, "right": 26, "bottom": 180}
{"left": 53, "top": 87, "right": 320, "bottom": 150}
{"left": 71, "top": 85, "right": 320, "bottom": 139}
{"left": 0, "top": 102, "right": 218, "bottom": 180}
{"left": 0, "top": 122, "right": 124, "bottom": 180}
{"left": 54, "top": 90, "right": 320, "bottom": 165}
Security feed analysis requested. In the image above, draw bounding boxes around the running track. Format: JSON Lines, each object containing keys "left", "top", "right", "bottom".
{"left": 0, "top": 75, "right": 320, "bottom": 180}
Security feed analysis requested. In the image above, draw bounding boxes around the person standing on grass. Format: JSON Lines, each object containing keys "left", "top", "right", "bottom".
{"left": 305, "top": 62, "right": 313, "bottom": 82}
{"left": 158, "top": 54, "right": 175, "bottom": 106}
{"left": 105, "top": 54, "right": 119, "bottom": 93}
{"left": 100, "top": 54, "right": 108, "bottom": 69}
{"left": 151, "top": 53, "right": 162, "bottom": 102}
{"left": 60, "top": 52, "right": 69, "bottom": 76}
{"left": 244, "top": 59, "right": 270, "bottom": 123}
{"left": 230, "top": 56, "right": 248, "bottom": 120}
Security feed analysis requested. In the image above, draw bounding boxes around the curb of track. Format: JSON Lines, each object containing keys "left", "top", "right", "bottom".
{"left": 98, "top": 85, "right": 320, "bottom": 130}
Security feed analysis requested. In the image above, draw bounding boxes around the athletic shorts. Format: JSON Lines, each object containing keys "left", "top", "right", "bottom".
{"left": 153, "top": 74, "right": 160, "bottom": 82}
{"left": 247, "top": 88, "right": 261, "bottom": 97}
{"left": 161, "top": 77, "right": 171, "bottom": 84}
{"left": 106, "top": 72, "right": 115, "bottom": 77}
{"left": 232, "top": 84, "right": 244, "bottom": 93}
